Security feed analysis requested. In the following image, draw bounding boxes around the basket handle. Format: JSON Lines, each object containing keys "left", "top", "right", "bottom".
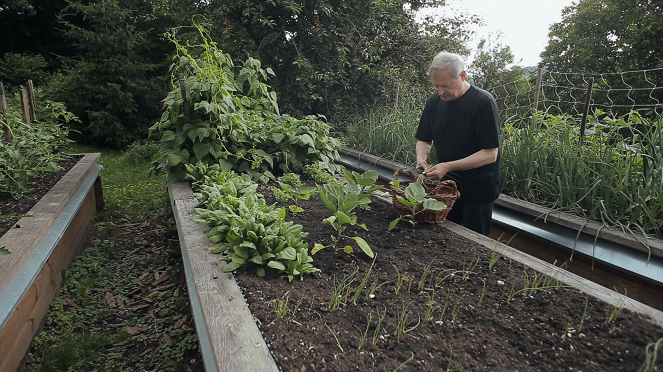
{"left": 393, "top": 167, "right": 424, "bottom": 181}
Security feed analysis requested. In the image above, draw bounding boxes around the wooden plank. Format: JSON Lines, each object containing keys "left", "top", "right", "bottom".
{"left": 0, "top": 190, "right": 95, "bottom": 372}
{"left": 0, "top": 154, "right": 100, "bottom": 292}
{"left": 0, "top": 215, "right": 52, "bottom": 290}
{"left": 444, "top": 222, "right": 663, "bottom": 328}
{"left": 20, "top": 89, "right": 30, "bottom": 125}
{"left": 170, "top": 182, "right": 279, "bottom": 372}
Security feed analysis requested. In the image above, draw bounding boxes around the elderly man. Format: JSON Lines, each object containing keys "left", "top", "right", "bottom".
{"left": 415, "top": 51, "right": 502, "bottom": 236}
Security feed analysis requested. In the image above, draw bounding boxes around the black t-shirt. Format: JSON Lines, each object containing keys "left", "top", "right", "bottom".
{"left": 415, "top": 86, "right": 502, "bottom": 204}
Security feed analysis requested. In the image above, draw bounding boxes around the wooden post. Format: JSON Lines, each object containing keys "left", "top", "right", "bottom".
{"left": 20, "top": 89, "right": 31, "bottom": 126}
{"left": 579, "top": 77, "right": 594, "bottom": 146}
{"left": 178, "top": 73, "right": 190, "bottom": 121}
{"left": 27, "top": 80, "right": 36, "bottom": 121}
{"left": 533, "top": 68, "right": 543, "bottom": 114}
{"left": 1, "top": 83, "right": 10, "bottom": 144}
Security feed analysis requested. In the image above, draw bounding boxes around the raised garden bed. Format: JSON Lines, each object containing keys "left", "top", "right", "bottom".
{"left": 170, "top": 180, "right": 663, "bottom": 371}
{"left": 0, "top": 153, "right": 103, "bottom": 372}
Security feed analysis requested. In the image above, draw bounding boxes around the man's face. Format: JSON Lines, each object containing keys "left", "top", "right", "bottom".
{"left": 431, "top": 69, "right": 467, "bottom": 101}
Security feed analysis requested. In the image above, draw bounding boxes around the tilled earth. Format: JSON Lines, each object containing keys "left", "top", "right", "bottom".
{"left": 233, "top": 184, "right": 663, "bottom": 372}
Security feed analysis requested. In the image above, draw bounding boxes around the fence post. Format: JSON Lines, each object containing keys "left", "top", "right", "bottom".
{"left": 20, "top": 89, "right": 31, "bottom": 125}
{"left": 532, "top": 68, "right": 543, "bottom": 114}
{"left": 579, "top": 77, "right": 594, "bottom": 146}
{"left": 27, "top": 79, "right": 36, "bottom": 121}
{"left": 1, "top": 83, "right": 10, "bottom": 143}
{"left": 178, "top": 73, "right": 190, "bottom": 121}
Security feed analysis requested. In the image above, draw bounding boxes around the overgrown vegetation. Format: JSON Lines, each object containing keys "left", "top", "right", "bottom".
{"left": 26, "top": 143, "right": 201, "bottom": 371}
{"left": 0, "top": 90, "right": 76, "bottom": 197}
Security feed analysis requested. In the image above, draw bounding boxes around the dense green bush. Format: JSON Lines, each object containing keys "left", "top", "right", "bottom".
{"left": 0, "top": 91, "right": 76, "bottom": 197}
{"left": 150, "top": 25, "right": 340, "bottom": 185}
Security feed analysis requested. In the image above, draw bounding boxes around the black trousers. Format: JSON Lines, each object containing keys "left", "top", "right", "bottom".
{"left": 446, "top": 200, "right": 493, "bottom": 236}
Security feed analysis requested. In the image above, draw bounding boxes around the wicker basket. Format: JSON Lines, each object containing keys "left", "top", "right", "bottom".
{"left": 389, "top": 168, "right": 460, "bottom": 224}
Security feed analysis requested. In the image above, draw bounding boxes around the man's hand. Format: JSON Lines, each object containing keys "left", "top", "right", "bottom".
{"left": 422, "top": 162, "right": 451, "bottom": 180}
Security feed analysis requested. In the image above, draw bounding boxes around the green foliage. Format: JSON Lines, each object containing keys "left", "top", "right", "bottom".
{"left": 269, "top": 173, "right": 317, "bottom": 205}
{"left": 388, "top": 180, "right": 447, "bottom": 232}
{"left": 193, "top": 170, "right": 320, "bottom": 281}
{"left": 150, "top": 24, "right": 341, "bottom": 185}
{"left": 501, "top": 110, "right": 663, "bottom": 238}
{"left": 199, "top": 0, "right": 479, "bottom": 122}
{"left": 51, "top": 0, "right": 168, "bottom": 149}
{"left": 0, "top": 91, "right": 75, "bottom": 197}
{"left": 312, "top": 170, "right": 377, "bottom": 258}
{"left": 541, "top": 0, "right": 663, "bottom": 72}
{"left": 0, "top": 53, "right": 50, "bottom": 91}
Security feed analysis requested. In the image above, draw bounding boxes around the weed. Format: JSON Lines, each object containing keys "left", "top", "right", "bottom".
{"left": 394, "top": 302, "right": 420, "bottom": 340}
{"left": 325, "top": 323, "right": 344, "bottom": 352}
{"left": 477, "top": 280, "right": 488, "bottom": 306}
{"left": 439, "top": 296, "right": 450, "bottom": 321}
{"left": 393, "top": 352, "right": 415, "bottom": 371}
{"left": 578, "top": 295, "right": 591, "bottom": 333}
{"left": 418, "top": 258, "right": 436, "bottom": 291}
{"left": 351, "top": 256, "right": 377, "bottom": 304}
{"left": 329, "top": 268, "right": 358, "bottom": 310}
{"left": 424, "top": 293, "right": 440, "bottom": 322}
{"left": 637, "top": 336, "right": 663, "bottom": 372}
{"left": 451, "top": 295, "right": 465, "bottom": 323}
{"left": 393, "top": 263, "right": 406, "bottom": 294}
{"left": 365, "top": 279, "right": 391, "bottom": 301}
{"left": 355, "top": 312, "right": 372, "bottom": 350}
{"left": 460, "top": 252, "right": 479, "bottom": 280}
{"left": 372, "top": 307, "right": 387, "bottom": 345}
{"left": 272, "top": 295, "right": 289, "bottom": 321}
{"left": 434, "top": 269, "right": 455, "bottom": 288}
{"left": 606, "top": 289, "right": 626, "bottom": 323}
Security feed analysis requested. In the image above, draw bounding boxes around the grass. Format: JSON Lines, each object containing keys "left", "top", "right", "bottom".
{"left": 25, "top": 142, "right": 200, "bottom": 371}
{"left": 343, "top": 106, "right": 663, "bottom": 241}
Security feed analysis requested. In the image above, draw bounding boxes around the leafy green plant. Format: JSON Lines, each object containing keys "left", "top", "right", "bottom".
{"left": 269, "top": 173, "right": 317, "bottom": 206}
{"left": 0, "top": 246, "right": 10, "bottom": 255}
{"left": 388, "top": 179, "right": 447, "bottom": 232}
{"left": 0, "top": 92, "right": 75, "bottom": 197}
{"left": 193, "top": 171, "right": 319, "bottom": 281}
{"left": 150, "top": 23, "right": 340, "bottom": 185}
{"left": 312, "top": 178, "right": 375, "bottom": 258}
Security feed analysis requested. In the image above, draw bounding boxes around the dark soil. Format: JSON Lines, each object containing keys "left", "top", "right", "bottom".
{"left": 234, "top": 184, "right": 663, "bottom": 372}
{"left": 0, "top": 155, "right": 81, "bottom": 236}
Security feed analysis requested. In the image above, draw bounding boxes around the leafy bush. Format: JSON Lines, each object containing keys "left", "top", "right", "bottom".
{"left": 189, "top": 167, "right": 319, "bottom": 281}
{"left": 150, "top": 24, "right": 341, "bottom": 185}
{"left": 0, "top": 91, "right": 76, "bottom": 197}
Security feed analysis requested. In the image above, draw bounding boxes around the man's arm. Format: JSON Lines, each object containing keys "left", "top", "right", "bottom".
{"left": 415, "top": 140, "right": 433, "bottom": 169}
{"left": 422, "top": 147, "right": 499, "bottom": 180}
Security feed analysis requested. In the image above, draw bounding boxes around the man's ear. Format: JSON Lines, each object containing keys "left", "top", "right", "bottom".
{"left": 460, "top": 71, "right": 467, "bottom": 81}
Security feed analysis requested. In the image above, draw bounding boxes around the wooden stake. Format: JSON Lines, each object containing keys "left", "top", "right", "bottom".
{"left": 178, "top": 73, "right": 190, "bottom": 121}
{"left": 20, "top": 89, "right": 31, "bottom": 125}
{"left": 533, "top": 68, "right": 543, "bottom": 114}
{"left": 579, "top": 77, "right": 594, "bottom": 146}
{"left": 27, "top": 80, "right": 36, "bottom": 121}
{"left": 1, "top": 83, "right": 10, "bottom": 143}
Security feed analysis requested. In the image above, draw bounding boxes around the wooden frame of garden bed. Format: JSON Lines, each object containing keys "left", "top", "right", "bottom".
{"left": 169, "top": 181, "right": 663, "bottom": 372}
{"left": 0, "top": 153, "right": 103, "bottom": 372}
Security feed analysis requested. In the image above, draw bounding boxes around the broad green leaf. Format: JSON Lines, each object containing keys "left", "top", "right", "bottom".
{"left": 268, "top": 260, "right": 286, "bottom": 271}
{"left": 343, "top": 246, "right": 354, "bottom": 254}
{"left": 337, "top": 210, "right": 352, "bottom": 224}
{"left": 322, "top": 216, "right": 336, "bottom": 226}
{"left": 223, "top": 261, "right": 242, "bottom": 272}
{"left": 311, "top": 243, "right": 326, "bottom": 255}
{"left": 0, "top": 247, "right": 10, "bottom": 255}
{"left": 256, "top": 267, "right": 265, "bottom": 277}
{"left": 423, "top": 198, "right": 447, "bottom": 211}
{"left": 405, "top": 182, "right": 426, "bottom": 202}
{"left": 388, "top": 218, "right": 402, "bottom": 231}
{"left": 234, "top": 245, "right": 250, "bottom": 258}
{"left": 396, "top": 195, "right": 415, "bottom": 208}
{"left": 352, "top": 237, "right": 374, "bottom": 258}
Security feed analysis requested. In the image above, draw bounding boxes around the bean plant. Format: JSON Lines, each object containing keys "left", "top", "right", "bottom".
{"left": 150, "top": 23, "right": 340, "bottom": 185}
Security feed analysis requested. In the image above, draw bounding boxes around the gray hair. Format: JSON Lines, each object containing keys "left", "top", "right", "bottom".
{"left": 427, "top": 51, "right": 466, "bottom": 79}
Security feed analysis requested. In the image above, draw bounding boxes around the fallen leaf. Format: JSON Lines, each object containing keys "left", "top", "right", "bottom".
{"left": 124, "top": 325, "right": 150, "bottom": 335}
{"left": 105, "top": 292, "right": 116, "bottom": 307}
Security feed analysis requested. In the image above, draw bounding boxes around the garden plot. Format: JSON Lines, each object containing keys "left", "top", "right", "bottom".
{"left": 172, "top": 180, "right": 663, "bottom": 372}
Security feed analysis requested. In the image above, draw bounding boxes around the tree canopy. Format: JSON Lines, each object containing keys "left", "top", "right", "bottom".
{"left": 541, "top": 0, "right": 663, "bottom": 72}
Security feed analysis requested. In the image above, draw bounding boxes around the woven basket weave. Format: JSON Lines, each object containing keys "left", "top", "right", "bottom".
{"left": 389, "top": 168, "right": 460, "bottom": 224}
